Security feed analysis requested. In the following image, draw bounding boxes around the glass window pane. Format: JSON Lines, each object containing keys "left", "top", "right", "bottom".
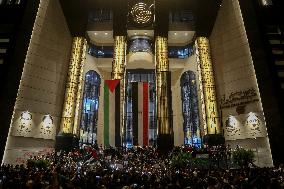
{"left": 180, "top": 71, "right": 201, "bottom": 147}
{"left": 80, "top": 70, "right": 101, "bottom": 145}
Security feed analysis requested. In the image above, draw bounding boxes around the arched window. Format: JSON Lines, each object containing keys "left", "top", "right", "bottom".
{"left": 80, "top": 70, "right": 101, "bottom": 145}
{"left": 180, "top": 71, "right": 201, "bottom": 147}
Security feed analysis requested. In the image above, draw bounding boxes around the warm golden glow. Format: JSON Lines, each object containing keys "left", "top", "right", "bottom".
{"left": 131, "top": 2, "right": 153, "bottom": 24}
{"left": 195, "top": 37, "right": 221, "bottom": 134}
{"left": 156, "top": 72, "right": 171, "bottom": 135}
{"left": 112, "top": 36, "right": 126, "bottom": 80}
{"left": 120, "top": 78, "right": 126, "bottom": 141}
{"left": 155, "top": 36, "right": 171, "bottom": 135}
{"left": 60, "top": 37, "right": 86, "bottom": 133}
{"left": 196, "top": 53, "right": 208, "bottom": 136}
{"left": 73, "top": 48, "right": 86, "bottom": 136}
{"left": 155, "top": 37, "right": 169, "bottom": 72}
{"left": 112, "top": 36, "right": 127, "bottom": 144}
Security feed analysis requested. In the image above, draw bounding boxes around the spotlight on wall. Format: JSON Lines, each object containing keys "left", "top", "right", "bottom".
{"left": 228, "top": 115, "right": 237, "bottom": 126}
{"left": 247, "top": 112, "right": 256, "bottom": 120}
{"left": 19, "top": 111, "right": 32, "bottom": 133}
{"left": 247, "top": 112, "right": 259, "bottom": 124}
{"left": 42, "top": 114, "right": 53, "bottom": 126}
{"left": 21, "top": 111, "right": 32, "bottom": 121}
{"left": 104, "top": 32, "right": 108, "bottom": 35}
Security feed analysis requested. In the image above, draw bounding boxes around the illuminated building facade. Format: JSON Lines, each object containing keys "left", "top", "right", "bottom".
{"left": 1, "top": 0, "right": 283, "bottom": 166}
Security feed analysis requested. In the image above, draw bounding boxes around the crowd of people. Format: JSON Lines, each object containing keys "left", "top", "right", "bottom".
{"left": 0, "top": 145, "right": 283, "bottom": 189}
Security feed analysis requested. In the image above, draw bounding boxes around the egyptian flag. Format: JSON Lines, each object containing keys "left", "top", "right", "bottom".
{"left": 104, "top": 80, "right": 121, "bottom": 147}
{"left": 132, "top": 82, "right": 149, "bottom": 146}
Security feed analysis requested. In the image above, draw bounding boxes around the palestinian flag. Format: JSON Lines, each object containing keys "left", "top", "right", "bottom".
{"left": 104, "top": 80, "right": 121, "bottom": 147}
{"left": 132, "top": 82, "right": 149, "bottom": 146}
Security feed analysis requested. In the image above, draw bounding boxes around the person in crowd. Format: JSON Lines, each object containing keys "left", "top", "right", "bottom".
{"left": 0, "top": 145, "right": 283, "bottom": 189}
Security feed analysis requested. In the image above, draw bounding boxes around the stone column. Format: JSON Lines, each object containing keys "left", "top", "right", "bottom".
{"left": 195, "top": 37, "right": 221, "bottom": 134}
{"left": 112, "top": 36, "right": 126, "bottom": 147}
{"left": 112, "top": 36, "right": 126, "bottom": 80}
{"left": 73, "top": 51, "right": 85, "bottom": 136}
{"left": 155, "top": 36, "right": 173, "bottom": 153}
{"left": 56, "top": 37, "right": 86, "bottom": 151}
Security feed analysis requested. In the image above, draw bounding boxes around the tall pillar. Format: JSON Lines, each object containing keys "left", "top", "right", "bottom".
{"left": 56, "top": 37, "right": 86, "bottom": 151}
{"left": 112, "top": 36, "right": 126, "bottom": 80}
{"left": 73, "top": 52, "right": 85, "bottom": 136}
{"left": 195, "top": 37, "right": 221, "bottom": 134}
{"left": 155, "top": 36, "right": 173, "bottom": 153}
{"left": 112, "top": 36, "right": 126, "bottom": 147}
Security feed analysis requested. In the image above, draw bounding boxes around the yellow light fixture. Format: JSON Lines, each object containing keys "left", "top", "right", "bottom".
{"left": 131, "top": 2, "right": 153, "bottom": 25}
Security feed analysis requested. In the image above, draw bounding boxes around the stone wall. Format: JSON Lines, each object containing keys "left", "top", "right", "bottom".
{"left": 210, "top": 0, "right": 273, "bottom": 167}
{"left": 2, "top": 0, "right": 72, "bottom": 164}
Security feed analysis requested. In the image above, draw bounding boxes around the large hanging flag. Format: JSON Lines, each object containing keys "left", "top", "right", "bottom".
{"left": 104, "top": 80, "right": 121, "bottom": 147}
{"left": 132, "top": 82, "right": 149, "bottom": 146}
